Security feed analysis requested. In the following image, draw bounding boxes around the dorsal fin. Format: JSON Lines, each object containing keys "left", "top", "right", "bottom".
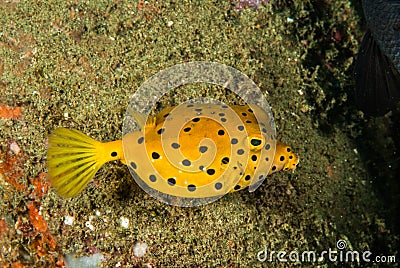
{"left": 145, "top": 116, "right": 156, "bottom": 128}
{"left": 127, "top": 108, "right": 156, "bottom": 130}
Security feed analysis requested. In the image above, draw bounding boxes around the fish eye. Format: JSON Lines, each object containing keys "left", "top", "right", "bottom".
{"left": 250, "top": 139, "right": 262, "bottom": 146}
{"left": 248, "top": 135, "right": 264, "bottom": 150}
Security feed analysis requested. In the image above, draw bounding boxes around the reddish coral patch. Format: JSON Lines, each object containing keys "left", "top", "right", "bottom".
{"left": 0, "top": 219, "right": 7, "bottom": 237}
{"left": 56, "top": 259, "right": 66, "bottom": 267}
{"left": 0, "top": 153, "right": 27, "bottom": 192}
{"left": 11, "top": 262, "right": 24, "bottom": 268}
{"left": 30, "top": 172, "right": 49, "bottom": 199}
{"left": 31, "top": 236, "right": 52, "bottom": 257}
{"left": 27, "top": 202, "right": 57, "bottom": 253}
{"left": 27, "top": 202, "right": 48, "bottom": 233}
{"left": 0, "top": 105, "right": 22, "bottom": 119}
{"left": 29, "top": 231, "right": 57, "bottom": 259}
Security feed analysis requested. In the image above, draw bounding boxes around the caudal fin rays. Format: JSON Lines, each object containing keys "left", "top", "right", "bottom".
{"left": 47, "top": 128, "right": 107, "bottom": 198}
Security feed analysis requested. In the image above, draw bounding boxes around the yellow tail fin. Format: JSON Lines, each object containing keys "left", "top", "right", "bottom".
{"left": 47, "top": 128, "right": 123, "bottom": 197}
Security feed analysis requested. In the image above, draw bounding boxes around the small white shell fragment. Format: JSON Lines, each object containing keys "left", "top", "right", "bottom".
{"left": 65, "top": 252, "right": 104, "bottom": 268}
{"left": 85, "top": 221, "right": 94, "bottom": 231}
{"left": 167, "top": 20, "right": 173, "bottom": 27}
{"left": 95, "top": 210, "right": 101, "bottom": 216}
{"left": 10, "top": 141, "right": 21, "bottom": 155}
{"left": 64, "top": 215, "right": 74, "bottom": 226}
{"left": 133, "top": 242, "right": 148, "bottom": 258}
{"left": 120, "top": 217, "right": 129, "bottom": 228}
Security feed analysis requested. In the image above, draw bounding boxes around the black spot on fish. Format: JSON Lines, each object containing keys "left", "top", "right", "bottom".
{"left": 182, "top": 159, "right": 191, "bottom": 166}
{"left": 238, "top": 126, "right": 244, "bottom": 131}
{"left": 171, "top": 142, "right": 180, "bottom": 149}
{"left": 234, "top": 185, "right": 241, "bottom": 191}
{"left": 231, "top": 138, "right": 238, "bottom": 144}
{"left": 137, "top": 137, "right": 144, "bottom": 144}
{"left": 287, "top": 147, "right": 291, "bottom": 152}
{"left": 218, "top": 113, "right": 225, "bottom": 116}
{"left": 221, "top": 118, "right": 227, "bottom": 122}
{"left": 265, "top": 144, "right": 271, "bottom": 150}
{"left": 248, "top": 108, "right": 253, "bottom": 113}
{"left": 152, "top": 152, "right": 160, "bottom": 159}
{"left": 157, "top": 128, "right": 165, "bottom": 134}
{"left": 207, "top": 169, "right": 215, "bottom": 175}
{"left": 168, "top": 178, "right": 176, "bottom": 186}
{"left": 111, "top": 152, "right": 117, "bottom": 157}
{"left": 242, "top": 112, "right": 247, "bottom": 116}
{"left": 271, "top": 166, "right": 276, "bottom": 171}
{"left": 199, "top": 146, "right": 208, "bottom": 153}
{"left": 149, "top": 175, "right": 156, "bottom": 182}
{"left": 246, "top": 120, "right": 252, "bottom": 123}
{"left": 215, "top": 182, "right": 222, "bottom": 190}
{"left": 192, "top": 117, "right": 200, "bottom": 122}
{"left": 237, "top": 149, "right": 244, "bottom": 155}
{"left": 221, "top": 157, "right": 229, "bottom": 164}
{"left": 251, "top": 155, "right": 257, "bottom": 161}
{"left": 245, "top": 174, "right": 251, "bottom": 181}
{"left": 130, "top": 162, "right": 137, "bottom": 169}
{"left": 163, "top": 113, "right": 170, "bottom": 118}
{"left": 280, "top": 156, "right": 285, "bottom": 161}
{"left": 188, "top": 184, "right": 196, "bottom": 192}
{"left": 218, "top": 129, "right": 225, "bottom": 136}
{"left": 184, "top": 127, "right": 191, "bottom": 132}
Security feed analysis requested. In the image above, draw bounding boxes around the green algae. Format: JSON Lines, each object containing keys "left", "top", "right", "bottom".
{"left": 0, "top": 0, "right": 398, "bottom": 267}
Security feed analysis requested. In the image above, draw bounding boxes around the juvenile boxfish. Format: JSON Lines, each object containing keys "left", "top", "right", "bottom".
{"left": 47, "top": 103, "right": 299, "bottom": 202}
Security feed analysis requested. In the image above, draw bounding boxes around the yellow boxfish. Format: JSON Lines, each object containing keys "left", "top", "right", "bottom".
{"left": 47, "top": 103, "right": 298, "bottom": 204}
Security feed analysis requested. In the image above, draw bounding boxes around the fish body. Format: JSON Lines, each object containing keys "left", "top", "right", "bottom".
{"left": 355, "top": 0, "right": 400, "bottom": 116}
{"left": 48, "top": 103, "right": 299, "bottom": 202}
{"left": 362, "top": 0, "right": 400, "bottom": 72}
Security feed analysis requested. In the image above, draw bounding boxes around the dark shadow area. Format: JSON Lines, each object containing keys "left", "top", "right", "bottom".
{"left": 272, "top": 0, "right": 400, "bottom": 257}
{"left": 355, "top": 112, "right": 400, "bottom": 234}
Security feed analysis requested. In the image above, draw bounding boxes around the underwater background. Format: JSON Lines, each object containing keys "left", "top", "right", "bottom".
{"left": 0, "top": 0, "right": 398, "bottom": 267}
